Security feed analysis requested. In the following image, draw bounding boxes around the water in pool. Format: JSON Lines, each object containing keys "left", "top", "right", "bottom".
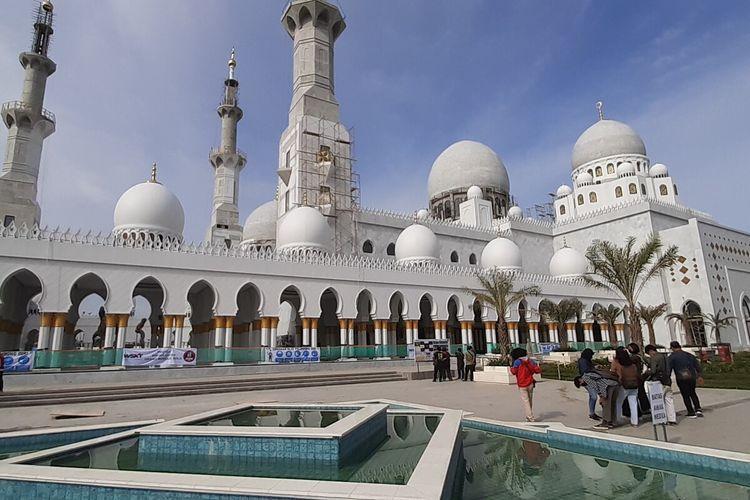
{"left": 190, "top": 408, "right": 354, "bottom": 428}
{"left": 458, "top": 428, "right": 749, "bottom": 499}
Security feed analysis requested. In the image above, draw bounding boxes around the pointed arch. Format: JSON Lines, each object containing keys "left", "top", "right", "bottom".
{"left": 0, "top": 269, "right": 43, "bottom": 350}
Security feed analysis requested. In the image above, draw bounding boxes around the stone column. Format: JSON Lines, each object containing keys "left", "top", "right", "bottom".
{"left": 51, "top": 312, "right": 66, "bottom": 351}
{"left": 601, "top": 324, "right": 610, "bottom": 344}
{"left": 568, "top": 323, "right": 577, "bottom": 345}
{"left": 339, "top": 318, "right": 348, "bottom": 346}
{"left": 616, "top": 324, "right": 625, "bottom": 343}
{"left": 584, "top": 323, "right": 593, "bottom": 343}
{"left": 302, "top": 318, "right": 311, "bottom": 346}
{"left": 37, "top": 312, "right": 53, "bottom": 350}
{"left": 347, "top": 319, "right": 355, "bottom": 347}
{"left": 374, "top": 319, "right": 382, "bottom": 346}
{"left": 213, "top": 317, "right": 225, "bottom": 348}
{"left": 174, "top": 315, "right": 185, "bottom": 348}
{"left": 529, "top": 322, "right": 539, "bottom": 343}
{"left": 405, "top": 320, "right": 413, "bottom": 344}
{"left": 261, "top": 317, "right": 271, "bottom": 347}
{"left": 467, "top": 322, "right": 474, "bottom": 346}
{"left": 549, "top": 323, "right": 558, "bottom": 343}
{"left": 116, "top": 314, "right": 128, "bottom": 349}
{"left": 310, "top": 318, "right": 318, "bottom": 348}
{"left": 507, "top": 322, "right": 516, "bottom": 344}
{"left": 104, "top": 314, "right": 118, "bottom": 349}
{"left": 460, "top": 322, "right": 468, "bottom": 345}
{"left": 484, "top": 321, "right": 494, "bottom": 346}
{"left": 270, "top": 317, "right": 279, "bottom": 348}
{"left": 224, "top": 317, "right": 234, "bottom": 348}
{"left": 162, "top": 315, "right": 173, "bottom": 348}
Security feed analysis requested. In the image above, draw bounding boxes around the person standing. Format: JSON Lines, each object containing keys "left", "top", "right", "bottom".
{"left": 577, "top": 348, "right": 600, "bottom": 421}
{"left": 611, "top": 348, "right": 640, "bottom": 426}
{"left": 443, "top": 347, "right": 453, "bottom": 381}
{"left": 643, "top": 344, "right": 677, "bottom": 424}
{"left": 627, "top": 343, "right": 651, "bottom": 415}
{"left": 464, "top": 346, "right": 476, "bottom": 381}
{"left": 432, "top": 348, "right": 441, "bottom": 382}
{"left": 455, "top": 348, "right": 465, "bottom": 381}
{"left": 510, "top": 348, "right": 541, "bottom": 422}
{"left": 575, "top": 369, "right": 621, "bottom": 430}
{"left": 667, "top": 341, "right": 704, "bottom": 418}
{"left": 0, "top": 354, "right": 4, "bottom": 392}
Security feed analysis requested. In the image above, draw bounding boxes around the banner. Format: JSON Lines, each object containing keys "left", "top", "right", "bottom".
{"left": 264, "top": 347, "right": 320, "bottom": 364}
{"left": 411, "top": 339, "right": 450, "bottom": 362}
{"left": 122, "top": 348, "right": 197, "bottom": 368}
{"left": 645, "top": 381, "right": 668, "bottom": 425}
{"left": 539, "top": 343, "right": 560, "bottom": 355}
{"left": 2, "top": 351, "right": 35, "bottom": 372}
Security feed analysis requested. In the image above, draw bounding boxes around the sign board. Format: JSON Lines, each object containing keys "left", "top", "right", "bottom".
{"left": 265, "top": 347, "right": 320, "bottom": 364}
{"left": 646, "top": 381, "right": 668, "bottom": 425}
{"left": 539, "top": 343, "right": 560, "bottom": 355}
{"left": 412, "top": 339, "right": 450, "bottom": 362}
{"left": 2, "top": 351, "right": 35, "bottom": 372}
{"left": 122, "top": 348, "right": 197, "bottom": 368}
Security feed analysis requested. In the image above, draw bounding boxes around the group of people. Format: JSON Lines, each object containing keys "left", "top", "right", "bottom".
{"left": 432, "top": 346, "right": 476, "bottom": 382}
{"left": 575, "top": 341, "right": 704, "bottom": 430}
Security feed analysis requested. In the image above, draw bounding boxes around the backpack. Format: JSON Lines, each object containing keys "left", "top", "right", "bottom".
{"left": 620, "top": 364, "right": 639, "bottom": 389}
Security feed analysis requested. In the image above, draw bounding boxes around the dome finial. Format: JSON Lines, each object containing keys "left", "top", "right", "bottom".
{"left": 595, "top": 101, "right": 604, "bottom": 121}
{"left": 228, "top": 47, "right": 237, "bottom": 79}
{"left": 150, "top": 162, "right": 158, "bottom": 183}
{"left": 42, "top": 0, "right": 53, "bottom": 12}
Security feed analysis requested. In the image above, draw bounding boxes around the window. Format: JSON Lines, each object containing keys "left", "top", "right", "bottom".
{"left": 284, "top": 190, "right": 290, "bottom": 211}
{"left": 386, "top": 242, "right": 395, "bottom": 256}
{"left": 636, "top": 161, "right": 641, "bottom": 171}
{"left": 589, "top": 192, "right": 597, "bottom": 203}
{"left": 444, "top": 202, "right": 452, "bottom": 219}
{"left": 577, "top": 194, "right": 584, "bottom": 205}
{"left": 3, "top": 215, "right": 15, "bottom": 227}
{"left": 362, "top": 240, "right": 373, "bottom": 254}
{"left": 559, "top": 205, "right": 566, "bottom": 215}
{"left": 674, "top": 183, "right": 679, "bottom": 195}
{"left": 588, "top": 169, "right": 594, "bottom": 177}
{"left": 628, "top": 183, "right": 637, "bottom": 194}
{"left": 595, "top": 166, "right": 602, "bottom": 177}
{"left": 285, "top": 149, "right": 290, "bottom": 168}
{"left": 450, "top": 251, "right": 459, "bottom": 263}
{"left": 469, "top": 253, "right": 477, "bottom": 265}
{"left": 641, "top": 184, "right": 646, "bottom": 195}
{"left": 659, "top": 184, "right": 668, "bottom": 196}
{"left": 615, "top": 186, "right": 623, "bottom": 198}
{"left": 607, "top": 163, "right": 614, "bottom": 174}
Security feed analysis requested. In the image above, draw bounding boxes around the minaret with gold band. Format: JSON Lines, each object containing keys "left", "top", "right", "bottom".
{"left": 0, "top": 0, "right": 57, "bottom": 229}
{"left": 206, "top": 48, "right": 246, "bottom": 247}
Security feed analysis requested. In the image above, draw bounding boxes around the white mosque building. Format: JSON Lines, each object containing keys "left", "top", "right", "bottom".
{"left": 1, "top": 0, "right": 749, "bottom": 367}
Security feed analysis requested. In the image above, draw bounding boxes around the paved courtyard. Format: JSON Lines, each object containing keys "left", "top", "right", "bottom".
{"left": 2, "top": 375, "right": 749, "bottom": 454}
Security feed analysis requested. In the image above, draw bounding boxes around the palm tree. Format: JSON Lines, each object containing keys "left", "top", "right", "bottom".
{"left": 701, "top": 311, "right": 737, "bottom": 344}
{"left": 464, "top": 270, "right": 540, "bottom": 358}
{"left": 591, "top": 304, "right": 623, "bottom": 345}
{"left": 637, "top": 303, "right": 667, "bottom": 346}
{"left": 538, "top": 299, "right": 583, "bottom": 349}
{"left": 584, "top": 233, "right": 678, "bottom": 347}
{"left": 666, "top": 311, "right": 698, "bottom": 345}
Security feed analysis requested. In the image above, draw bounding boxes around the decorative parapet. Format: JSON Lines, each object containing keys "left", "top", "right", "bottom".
{"left": 1, "top": 100, "right": 55, "bottom": 124}
{"left": 555, "top": 197, "right": 712, "bottom": 228}
{"left": 0, "top": 222, "right": 588, "bottom": 286}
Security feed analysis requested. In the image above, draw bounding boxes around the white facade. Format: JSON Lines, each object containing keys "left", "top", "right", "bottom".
{"left": 2, "top": 0, "right": 750, "bottom": 361}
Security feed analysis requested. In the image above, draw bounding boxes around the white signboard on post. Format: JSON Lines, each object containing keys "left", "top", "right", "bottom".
{"left": 122, "top": 348, "right": 197, "bottom": 368}
{"left": 646, "top": 381, "right": 668, "bottom": 425}
{"left": 412, "top": 339, "right": 450, "bottom": 362}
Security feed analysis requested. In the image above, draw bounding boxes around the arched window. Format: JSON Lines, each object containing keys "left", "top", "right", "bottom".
{"left": 444, "top": 201, "right": 452, "bottom": 219}
{"left": 450, "top": 251, "right": 459, "bottom": 263}
{"left": 607, "top": 163, "right": 615, "bottom": 174}
{"left": 743, "top": 297, "right": 750, "bottom": 340}
{"left": 577, "top": 194, "right": 584, "bottom": 206}
{"left": 386, "top": 242, "right": 395, "bottom": 256}
{"left": 362, "top": 240, "right": 373, "bottom": 254}
{"left": 636, "top": 161, "right": 641, "bottom": 171}
{"left": 628, "top": 183, "right": 637, "bottom": 194}
{"left": 559, "top": 205, "right": 566, "bottom": 215}
{"left": 641, "top": 184, "right": 646, "bottom": 195}
{"left": 683, "top": 301, "right": 707, "bottom": 346}
{"left": 615, "top": 186, "right": 623, "bottom": 198}
{"left": 595, "top": 166, "right": 602, "bottom": 177}
{"left": 589, "top": 192, "right": 597, "bottom": 203}
{"left": 588, "top": 169, "right": 594, "bottom": 177}
{"left": 469, "top": 253, "right": 477, "bottom": 265}
{"left": 659, "top": 184, "right": 668, "bottom": 196}
{"left": 673, "top": 184, "right": 679, "bottom": 195}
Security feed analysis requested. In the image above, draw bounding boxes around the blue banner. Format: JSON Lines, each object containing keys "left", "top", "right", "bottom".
{"left": 265, "top": 347, "right": 320, "bottom": 363}
{"left": 539, "top": 343, "right": 560, "bottom": 355}
{"left": 2, "top": 351, "right": 35, "bottom": 372}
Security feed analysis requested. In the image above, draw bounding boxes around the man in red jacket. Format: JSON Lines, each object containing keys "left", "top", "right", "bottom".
{"left": 510, "top": 348, "right": 542, "bottom": 422}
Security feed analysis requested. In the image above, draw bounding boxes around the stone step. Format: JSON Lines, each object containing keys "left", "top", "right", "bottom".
{"left": 0, "top": 373, "right": 407, "bottom": 408}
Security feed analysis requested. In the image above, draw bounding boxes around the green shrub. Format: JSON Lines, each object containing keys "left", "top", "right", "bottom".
{"left": 487, "top": 357, "right": 510, "bottom": 367}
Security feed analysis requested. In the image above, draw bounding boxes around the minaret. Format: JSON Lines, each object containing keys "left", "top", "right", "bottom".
{"left": 206, "top": 48, "right": 246, "bottom": 247}
{"left": 277, "top": 0, "right": 357, "bottom": 254}
{"left": 0, "top": 0, "right": 57, "bottom": 228}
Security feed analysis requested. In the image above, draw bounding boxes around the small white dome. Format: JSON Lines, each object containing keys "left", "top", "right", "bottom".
{"left": 549, "top": 246, "right": 588, "bottom": 278}
{"left": 576, "top": 171, "right": 593, "bottom": 186}
{"left": 276, "top": 206, "right": 331, "bottom": 253}
{"left": 242, "top": 200, "right": 276, "bottom": 242}
{"left": 556, "top": 184, "right": 573, "bottom": 197}
{"left": 416, "top": 208, "right": 430, "bottom": 221}
{"left": 481, "top": 237, "right": 522, "bottom": 271}
{"left": 395, "top": 223, "right": 439, "bottom": 264}
{"left": 467, "top": 185, "right": 483, "bottom": 199}
{"left": 114, "top": 180, "right": 185, "bottom": 240}
{"left": 572, "top": 119, "right": 646, "bottom": 169}
{"left": 616, "top": 161, "right": 636, "bottom": 177}
{"left": 428, "top": 141, "right": 510, "bottom": 200}
{"left": 650, "top": 163, "right": 668, "bottom": 177}
{"left": 507, "top": 206, "right": 523, "bottom": 219}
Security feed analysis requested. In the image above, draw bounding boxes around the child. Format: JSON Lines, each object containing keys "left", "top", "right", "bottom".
{"left": 510, "top": 348, "right": 541, "bottom": 422}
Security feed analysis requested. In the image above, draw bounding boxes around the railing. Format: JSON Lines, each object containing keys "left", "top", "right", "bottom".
{"left": 1, "top": 100, "right": 55, "bottom": 124}
{"left": 209, "top": 146, "right": 247, "bottom": 159}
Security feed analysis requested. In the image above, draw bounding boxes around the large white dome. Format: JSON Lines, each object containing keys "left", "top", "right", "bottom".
{"left": 242, "top": 200, "right": 277, "bottom": 242}
{"left": 276, "top": 206, "right": 331, "bottom": 253}
{"left": 549, "top": 246, "right": 588, "bottom": 278}
{"left": 113, "top": 180, "right": 184, "bottom": 240}
{"left": 395, "top": 223, "right": 439, "bottom": 264}
{"left": 481, "top": 237, "right": 522, "bottom": 271}
{"left": 572, "top": 119, "right": 646, "bottom": 170}
{"left": 428, "top": 140, "right": 510, "bottom": 199}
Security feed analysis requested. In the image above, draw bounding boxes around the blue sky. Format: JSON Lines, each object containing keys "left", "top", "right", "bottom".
{"left": 1, "top": 0, "right": 749, "bottom": 241}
